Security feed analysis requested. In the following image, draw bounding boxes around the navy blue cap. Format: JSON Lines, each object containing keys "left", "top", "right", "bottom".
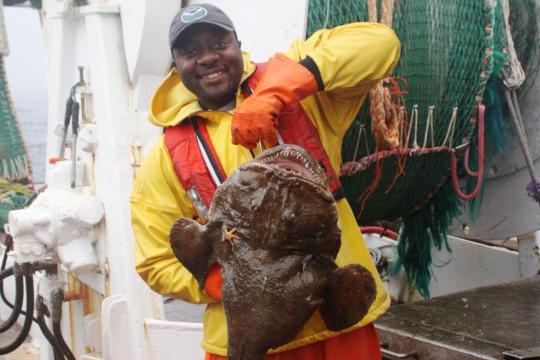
{"left": 169, "top": 3, "right": 236, "bottom": 49}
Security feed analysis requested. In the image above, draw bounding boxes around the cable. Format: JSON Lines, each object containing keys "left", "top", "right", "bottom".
{"left": 36, "top": 296, "right": 65, "bottom": 360}
{"left": 0, "top": 268, "right": 23, "bottom": 334}
{"left": 51, "top": 320, "right": 75, "bottom": 360}
{"left": 0, "top": 261, "right": 66, "bottom": 358}
{"left": 0, "top": 265, "right": 16, "bottom": 280}
{"left": 0, "top": 246, "right": 12, "bottom": 304}
{"left": 0, "top": 246, "right": 38, "bottom": 323}
{"left": 51, "top": 288, "right": 76, "bottom": 360}
{"left": 0, "top": 273, "right": 34, "bottom": 355}
{"left": 504, "top": 89, "right": 540, "bottom": 205}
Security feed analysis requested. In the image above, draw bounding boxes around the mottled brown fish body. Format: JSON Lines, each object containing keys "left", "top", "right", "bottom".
{"left": 170, "top": 145, "right": 376, "bottom": 360}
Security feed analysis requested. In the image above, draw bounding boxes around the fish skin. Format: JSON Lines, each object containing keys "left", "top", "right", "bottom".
{"left": 170, "top": 144, "right": 376, "bottom": 360}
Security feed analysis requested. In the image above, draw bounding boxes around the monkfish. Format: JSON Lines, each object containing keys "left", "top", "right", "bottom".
{"left": 170, "top": 144, "right": 376, "bottom": 360}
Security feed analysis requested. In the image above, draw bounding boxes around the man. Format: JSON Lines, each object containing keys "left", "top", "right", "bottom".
{"left": 131, "top": 3, "right": 400, "bottom": 359}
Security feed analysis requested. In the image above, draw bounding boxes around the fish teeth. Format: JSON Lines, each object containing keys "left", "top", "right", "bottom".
{"left": 260, "top": 149, "right": 321, "bottom": 177}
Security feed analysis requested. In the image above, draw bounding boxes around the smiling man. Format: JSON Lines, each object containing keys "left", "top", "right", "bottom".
{"left": 172, "top": 22, "right": 243, "bottom": 110}
{"left": 131, "top": 3, "right": 401, "bottom": 359}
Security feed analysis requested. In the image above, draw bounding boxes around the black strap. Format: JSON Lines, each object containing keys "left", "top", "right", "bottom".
{"left": 241, "top": 79, "right": 254, "bottom": 96}
{"left": 191, "top": 118, "right": 226, "bottom": 185}
{"left": 332, "top": 187, "right": 345, "bottom": 202}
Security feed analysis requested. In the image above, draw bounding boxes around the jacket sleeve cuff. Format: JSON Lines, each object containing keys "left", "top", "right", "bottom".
{"left": 300, "top": 56, "right": 325, "bottom": 91}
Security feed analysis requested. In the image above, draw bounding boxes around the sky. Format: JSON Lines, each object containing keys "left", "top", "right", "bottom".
{"left": 3, "top": 6, "right": 48, "bottom": 182}
{"left": 3, "top": 6, "right": 47, "bottom": 99}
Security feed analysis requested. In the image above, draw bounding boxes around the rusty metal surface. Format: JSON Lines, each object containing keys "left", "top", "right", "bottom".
{"left": 376, "top": 276, "right": 540, "bottom": 359}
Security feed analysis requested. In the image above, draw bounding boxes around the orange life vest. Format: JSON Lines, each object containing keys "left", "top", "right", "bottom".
{"left": 165, "top": 63, "right": 344, "bottom": 219}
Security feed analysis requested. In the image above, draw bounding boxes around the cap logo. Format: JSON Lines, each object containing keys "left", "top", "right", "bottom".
{"left": 181, "top": 6, "right": 208, "bottom": 23}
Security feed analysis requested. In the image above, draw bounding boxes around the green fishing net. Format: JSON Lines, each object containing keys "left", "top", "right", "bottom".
{"left": 3, "top": 0, "right": 41, "bottom": 9}
{"left": 509, "top": 0, "right": 540, "bottom": 96}
{"left": 0, "top": 57, "right": 32, "bottom": 182}
{"left": 307, "top": 0, "right": 507, "bottom": 297}
{"left": 0, "top": 55, "right": 33, "bottom": 230}
{"left": 308, "top": 0, "right": 492, "bottom": 222}
{"left": 0, "top": 178, "right": 32, "bottom": 230}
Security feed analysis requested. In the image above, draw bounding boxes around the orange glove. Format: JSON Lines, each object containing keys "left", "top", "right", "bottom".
{"left": 232, "top": 53, "right": 319, "bottom": 149}
{"left": 204, "top": 263, "right": 223, "bottom": 299}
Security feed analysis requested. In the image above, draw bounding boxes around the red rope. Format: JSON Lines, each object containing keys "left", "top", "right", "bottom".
{"left": 360, "top": 226, "right": 399, "bottom": 241}
{"left": 450, "top": 103, "right": 485, "bottom": 201}
{"left": 357, "top": 151, "right": 384, "bottom": 220}
{"left": 463, "top": 145, "right": 479, "bottom": 176}
{"left": 386, "top": 76, "right": 408, "bottom": 100}
{"left": 385, "top": 107, "right": 409, "bottom": 194}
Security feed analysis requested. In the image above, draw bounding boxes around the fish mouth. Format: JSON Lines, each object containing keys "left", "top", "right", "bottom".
{"left": 253, "top": 145, "right": 329, "bottom": 189}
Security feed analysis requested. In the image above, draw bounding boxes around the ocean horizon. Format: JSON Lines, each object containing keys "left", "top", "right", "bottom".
{"left": 14, "top": 95, "right": 47, "bottom": 184}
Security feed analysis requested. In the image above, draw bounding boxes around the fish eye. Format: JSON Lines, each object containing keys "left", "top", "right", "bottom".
{"left": 240, "top": 178, "right": 252, "bottom": 187}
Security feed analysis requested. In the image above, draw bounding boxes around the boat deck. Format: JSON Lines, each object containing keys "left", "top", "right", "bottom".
{"left": 376, "top": 276, "right": 540, "bottom": 359}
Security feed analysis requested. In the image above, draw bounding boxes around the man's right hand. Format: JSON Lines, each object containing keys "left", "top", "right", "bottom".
{"left": 232, "top": 53, "right": 319, "bottom": 149}
{"left": 231, "top": 97, "right": 278, "bottom": 149}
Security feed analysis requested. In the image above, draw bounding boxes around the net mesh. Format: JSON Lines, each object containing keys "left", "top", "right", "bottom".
{"left": 307, "top": 0, "right": 369, "bottom": 34}
{"left": 3, "top": 0, "right": 41, "bottom": 9}
{"left": 509, "top": 0, "right": 540, "bottom": 96}
{"left": 0, "top": 55, "right": 33, "bottom": 230}
{"left": 0, "top": 178, "right": 32, "bottom": 230}
{"left": 307, "top": 0, "right": 495, "bottom": 223}
{"left": 306, "top": 0, "right": 518, "bottom": 297}
{"left": 0, "top": 56, "right": 32, "bottom": 181}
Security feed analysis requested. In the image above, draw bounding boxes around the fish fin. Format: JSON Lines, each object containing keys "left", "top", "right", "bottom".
{"left": 320, "top": 264, "right": 376, "bottom": 331}
{"left": 169, "top": 217, "right": 217, "bottom": 288}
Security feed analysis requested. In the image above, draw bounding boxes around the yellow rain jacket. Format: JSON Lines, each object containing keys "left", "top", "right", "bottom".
{"left": 131, "top": 22, "right": 400, "bottom": 356}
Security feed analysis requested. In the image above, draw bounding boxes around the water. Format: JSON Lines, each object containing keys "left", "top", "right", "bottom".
{"left": 14, "top": 96, "right": 47, "bottom": 184}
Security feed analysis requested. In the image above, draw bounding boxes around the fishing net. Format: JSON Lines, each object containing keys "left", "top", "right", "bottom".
{"left": 466, "top": 0, "right": 540, "bottom": 219}
{"left": 3, "top": 0, "right": 41, "bottom": 9}
{"left": 307, "top": 0, "right": 505, "bottom": 297}
{"left": 0, "top": 178, "right": 32, "bottom": 230}
{"left": 0, "top": 56, "right": 32, "bottom": 182}
{"left": 309, "top": 0, "right": 492, "bottom": 222}
{"left": 0, "top": 9, "right": 33, "bottom": 230}
{"left": 509, "top": 0, "right": 540, "bottom": 96}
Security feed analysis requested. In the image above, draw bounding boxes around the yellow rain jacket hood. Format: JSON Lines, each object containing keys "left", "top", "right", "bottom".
{"left": 131, "top": 22, "right": 400, "bottom": 356}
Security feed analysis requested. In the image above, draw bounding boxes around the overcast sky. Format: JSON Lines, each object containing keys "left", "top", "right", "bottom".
{"left": 4, "top": 6, "right": 47, "bottom": 100}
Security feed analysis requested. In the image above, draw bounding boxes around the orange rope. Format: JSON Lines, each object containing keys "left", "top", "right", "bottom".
{"left": 355, "top": 0, "right": 407, "bottom": 214}
{"left": 357, "top": 151, "right": 384, "bottom": 220}
{"left": 367, "top": 0, "right": 377, "bottom": 22}
{"left": 368, "top": 0, "right": 400, "bottom": 151}
{"left": 385, "top": 106, "right": 409, "bottom": 194}
{"left": 380, "top": 0, "right": 395, "bottom": 26}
